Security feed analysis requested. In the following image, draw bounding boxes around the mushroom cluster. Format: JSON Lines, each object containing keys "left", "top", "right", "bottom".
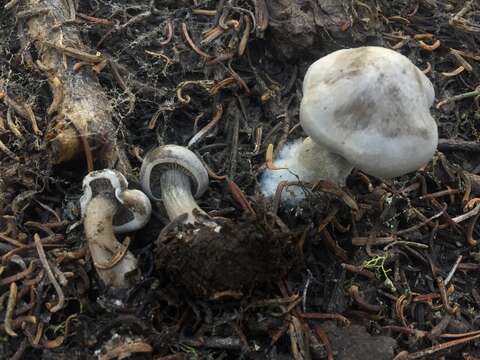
{"left": 79, "top": 46, "right": 435, "bottom": 295}
{"left": 80, "top": 169, "right": 151, "bottom": 288}
{"left": 261, "top": 46, "right": 438, "bottom": 201}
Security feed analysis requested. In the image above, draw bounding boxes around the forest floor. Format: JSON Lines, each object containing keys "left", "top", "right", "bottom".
{"left": 0, "top": 0, "right": 479, "bottom": 359}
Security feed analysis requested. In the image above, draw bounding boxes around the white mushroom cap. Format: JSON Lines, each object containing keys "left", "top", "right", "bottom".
{"left": 140, "top": 145, "right": 209, "bottom": 201}
{"left": 80, "top": 169, "right": 151, "bottom": 233}
{"left": 300, "top": 46, "right": 438, "bottom": 179}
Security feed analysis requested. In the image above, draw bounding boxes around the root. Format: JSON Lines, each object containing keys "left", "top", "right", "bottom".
{"left": 20, "top": 0, "right": 130, "bottom": 172}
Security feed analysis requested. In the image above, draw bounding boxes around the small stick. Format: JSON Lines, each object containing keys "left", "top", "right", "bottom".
{"left": 341, "top": 263, "right": 376, "bottom": 279}
{"left": 238, "top": 15, "right": 251, "bottom": 56}
{"left": 445, "top": 255, "right": 463, "bottom": 285}
{"left": 400, "top": 333, "right": 480, "bottom": 359}
{"left": 192, "top": 9, "right": 217, "bottom": 16}
{"left": 418, "top": 39, "right": 441, "bottom": 51}
{"left": 300, "top": 312, "right": 350, "bottom": 326}
{"left": 4, "top": 0, "right": 20, "bottom": 10}
{"left": 265, "top": 144, "right": 288, "bottom": 170}
{"left": 313, "top": 325, "right": 334, "bottom": 360}
{"left": 436, "top": 276, "right": 458, "bottom": 315}
{"left": 438, "top": 139, "right": 480, "bottom": 152}
{"left": 188, "top": 104, "right": 223, "bottom": 147}
{"left": 396, "top": 205, "right": 446, "bottom": 235}
{"left": 0, "top": 138, "right": 19, "bottom": 161}
{"left": 466, "top": 212, "right": 479, "bottom": 246}
{"left": 4, "top": 282, "right": 18, "bottom": 337}
{"left": 4, "top": 94, "right": 29, "bottom": 121}
{"left": 34, "top": 233, "right": 64, "bottom": 312}
{"left": 452, "top": 203, "right": 480, "bottom": 223}
{"left": 5, "top": 108, "right": 24, "bottom": 140}
{"left": 348, "top": 285, "right": 382, "bottom": 313}
{"left": 442, "top": 66, "right": 465, "bottom": 77}
{"left": 42, "top": 41, "right": 105, "bottom": 63}
{"left": 23, "top": 102, "right": 42, "bottom": 136}
{"left": 76, "top": 13, "right": 114, "bottom": 25}
{"left": 254, "top": 0, "right": 269, "bottom": 31}
{"left": 181, "top": 23, "right": 212, "bottom": 59}
{"left": 159, "top": 20, "right": 173, "bottom": 46}
{"left": 0, "top": 261, "right": 35, "bottom": 286}
{"left": 436, "top": 87, "right": 480, "bottom": 109}
{"left": 419, "top": 188, "right": 461, "bottom": 200}
{"left": 93, "top": 237, "right": 131, "bottom": 270}
{"left": 352, "top": 236, "right": 396, "bottom": 246}
{"left": 99, "top": 342, "right": 153, "bottom": 360}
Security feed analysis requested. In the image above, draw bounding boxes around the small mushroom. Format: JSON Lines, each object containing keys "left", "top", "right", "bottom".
{"left": 80, "top": 169, "right": 152, "bottom": 288}
{"left": 141, "top": 145, "right": 300, "bottom": 298}
{"left": 262, "top": 46, "right": 438, "bottom": 198}
{"left": 140, "top": 144, "right": 209, "bottom": 223}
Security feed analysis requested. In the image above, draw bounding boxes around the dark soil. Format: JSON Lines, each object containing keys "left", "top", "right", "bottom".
{"left": 157, "top": 211, "right": 301, "bottom": 299}
{"left": 0, "top": 0, "right": 479, "bottom": 359}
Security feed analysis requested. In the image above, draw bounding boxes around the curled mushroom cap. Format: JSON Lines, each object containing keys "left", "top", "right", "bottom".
{"left": 140, "top": 145, "right": 209, "bottom": 200}
{"left": 300, "top": 46, "right": 437, "bottom": 178}
{"left": 80, "top": 169, "right": 152, "bottom": 233}
{"left": 80, "top": 169, "right": 151, "bottom": 288}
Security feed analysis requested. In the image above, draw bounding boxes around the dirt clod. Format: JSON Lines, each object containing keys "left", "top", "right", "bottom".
{"left": 156, "top": 213, "right": 301, "bottom": 298}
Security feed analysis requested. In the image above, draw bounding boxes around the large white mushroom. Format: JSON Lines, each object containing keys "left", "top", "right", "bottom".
{"left": 261, "top": 46, "right": 438, "bottom": 200}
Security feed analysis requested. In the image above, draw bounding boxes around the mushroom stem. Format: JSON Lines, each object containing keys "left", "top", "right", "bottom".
{"left": 84, "top": 195, "right": 138, "bottom": 288}
{"left": 160, "top": 169, "right": 206, "bottom": 222}
{"left": 295, "top": 137, "right": 353, "bottom": 186}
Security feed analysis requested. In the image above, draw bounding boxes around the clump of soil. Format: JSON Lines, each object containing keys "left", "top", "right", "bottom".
{"left": 156, "top": 212, "right": 301, "bottom": 298}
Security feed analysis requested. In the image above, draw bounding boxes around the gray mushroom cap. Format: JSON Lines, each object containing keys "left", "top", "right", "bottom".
{"left": 140, "top": 145, "right": 209, "bottom": 201}
{"left": 80, "top": 169, "right": 151, "bottom": 233}
{"left": 300, "top": 46, "right": 438, "bottom": 179}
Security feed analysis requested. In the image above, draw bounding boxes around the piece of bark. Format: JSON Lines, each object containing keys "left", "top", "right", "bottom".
{"left": 19, "top": 0, "right": 130, "bottom": 172}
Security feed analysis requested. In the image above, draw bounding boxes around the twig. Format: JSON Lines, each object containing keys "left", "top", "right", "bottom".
{"left": 0, "top": 139, "right": 19, "bottom": 161}
{"left": 452, "top": 203, "right": 480, "bottom": 223}
{"left": 445, "top": 255, "right": 463, "bottom": 285}
{"left": 348, "top": 285, "right": 382, "bottom": 313}
{"left": 160, "top": 20, "right": 174, "bottom": 46}
{"left": 181, "top": 23, "right": 212, "bottom": 59}
{"left": 466, "top": 212, "right": 479, "bottom": 246}
{"left": 396, "top": 205, "right": 446, "bottom": 235}
{"left": 34, "top": 233, "right": 64, "bottom": 312}
{"left": 4, "top": 282, "right": 18, "bottom": 337}
{"left": 438, "top": 139, "right": 480, "bottom": 152}
{"left": 188, "top": 104, "right": 224, "bottom": 147}
{"left": 400, "top": 333, "right": 480, "bottom": 359}
{"left": 4, "top": 0, "right": 20, "bottom": 10}
{"left": 42, "top": 41, "right": 105, "bottom": 63}
{"left": 99, "top": 341, "right": 153, "bottom": 360}
{"left": 437, "top": 87, "right": 480, "bottom": 109}
{"left": 313, "top": 325, "right": 334, "bottom": 360}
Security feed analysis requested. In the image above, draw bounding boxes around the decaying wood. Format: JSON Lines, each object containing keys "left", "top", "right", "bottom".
{"left": 19, "top": 0, "right": 130, "bottom": 172}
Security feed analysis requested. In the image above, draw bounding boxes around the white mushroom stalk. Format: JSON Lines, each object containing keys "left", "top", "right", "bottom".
{"left": 261, "top": 46, "right": 438, "bottom": 201}
{"left": 160, "top": 170, "right": 205, "bottom": 221}
{"left": 140, "top": 145, "right": 209, "bottom": 224}
{"left": 80, "top": 169, "right": 152, "bottom": 288}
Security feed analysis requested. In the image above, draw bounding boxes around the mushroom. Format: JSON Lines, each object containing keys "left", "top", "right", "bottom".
{"left": 80, "top": 169, "right": 152, "bottom": 288}
{"left": 261, "top": 46, "right": 438, "bottom": 198}
{"left": 140, "top": 144, "right": 209, "bottom": 224}
{"left": 140, "top": 145, "right": 299, "bottom": 298}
